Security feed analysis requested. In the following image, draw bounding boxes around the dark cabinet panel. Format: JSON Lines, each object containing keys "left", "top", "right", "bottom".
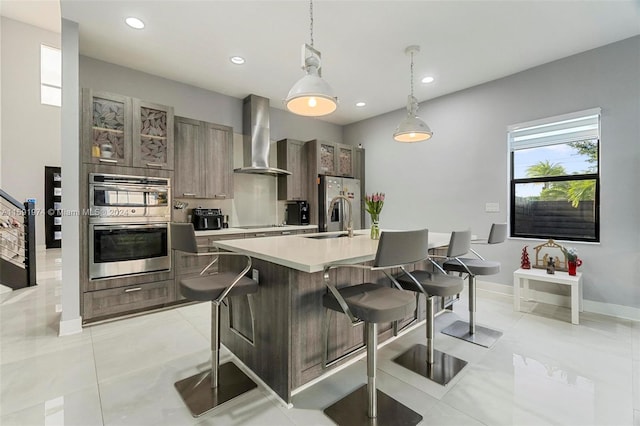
{"left": 277, "top": 139, "right": 308, "bottom": 201}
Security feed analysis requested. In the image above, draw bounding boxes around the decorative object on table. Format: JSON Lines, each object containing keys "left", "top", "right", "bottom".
{"left": 546, "top": 257, "right": 556, "bottom": 274}
{"left": 562, "top": 246, "right": 582, "bottom": 276}
{"left": 533, "top": 239, "right": 568, "bottom": 272}
{"left": 520, "top": 245, "right": 531, "bottom": 269}
{"left": 364, "top": 192, "right": 384, "bottom": 240}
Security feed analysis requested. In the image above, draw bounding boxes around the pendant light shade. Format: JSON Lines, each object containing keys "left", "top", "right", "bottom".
{"left": 394, "top": 46, "right": 432, "bottom": 142}
{"left": 286, "top": 47, "right": 337, "bottom": 116}
{"left": 285, "top": 0, "right": 338, "bottom": 117}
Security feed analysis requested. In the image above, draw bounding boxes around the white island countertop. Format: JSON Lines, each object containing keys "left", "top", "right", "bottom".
{"left": 213, "top": 230, "right": 452, "bottom": 273}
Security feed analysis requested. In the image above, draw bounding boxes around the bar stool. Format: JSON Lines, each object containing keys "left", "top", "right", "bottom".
{"left": 441, "top": 224, "right": 507, "bottom": 348}
{"left": 170, "top": 223, "right": 258, "bottom": 417}
{"left": 392, "top": 230, "right": 467, "bottom": 386}
{"left": 322, "top": 229, "right": 427, "bottom": 426}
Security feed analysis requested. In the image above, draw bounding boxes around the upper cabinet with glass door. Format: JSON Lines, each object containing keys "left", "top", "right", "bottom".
{"left": 132, "top": 99, "right": 174, "bottom": 170}
{"left": 83, "top": 89, "right": 132, "bottom": 166}
{"left": 313, "top": 140, "right": 355, "bottom": 177}
{"left": 82, "top": 89, "right": 174, "bottom": 170}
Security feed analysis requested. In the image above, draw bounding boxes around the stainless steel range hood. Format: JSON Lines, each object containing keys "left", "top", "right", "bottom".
{"left": 234, "top": 94, "right": 291, "bottom": 176}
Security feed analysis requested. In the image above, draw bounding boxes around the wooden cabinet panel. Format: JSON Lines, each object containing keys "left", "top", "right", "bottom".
{"left": 132, "top": 99, "right": 174, "bottom": 170}
{"left": 277, "top": 139, "right": 308, "bottom": 201}
{"left": 174, "top": 117, "right": 205, "bottom": 197}
{"left": 203, "top": 122, "right": 233, "bottom": 199}
{"left": 83, "top": 280, "right": 174, "bottom": 321}
{"left": 174, "top": 118, "right": 233, "bottom": 199}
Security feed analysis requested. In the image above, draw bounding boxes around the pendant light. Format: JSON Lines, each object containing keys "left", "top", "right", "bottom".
{"left": 393, "top": 45, "right": 432, "bottom": 142}
{"left": 285, "top": 0, "right": 337, "bottom": 117}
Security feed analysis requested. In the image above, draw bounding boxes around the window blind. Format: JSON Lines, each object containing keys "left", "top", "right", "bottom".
{"left": 509, "top": 108, "right": 600, "bottom": 151}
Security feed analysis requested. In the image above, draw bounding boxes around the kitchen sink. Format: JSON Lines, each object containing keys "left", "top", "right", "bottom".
{"left": 304, "top": 233, "right": 350, "bottom": 239}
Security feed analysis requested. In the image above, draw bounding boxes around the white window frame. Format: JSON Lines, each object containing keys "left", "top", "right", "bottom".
{"left": 41, "top": 44, "right": 61, "bottom": 107}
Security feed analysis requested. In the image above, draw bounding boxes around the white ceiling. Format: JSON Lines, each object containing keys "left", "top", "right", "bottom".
{"left": 4, "top": 1, "right": 640, "bottom": 125}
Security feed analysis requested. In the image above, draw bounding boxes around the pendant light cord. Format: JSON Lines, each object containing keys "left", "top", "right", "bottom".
{"left": 410, "top": 50, "right": 414, "bottom": 98}
{"left": 309, "top": 0, "right": 314, "bottom": 47}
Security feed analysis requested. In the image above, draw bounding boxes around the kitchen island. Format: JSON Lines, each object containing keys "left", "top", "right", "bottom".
{"left": 212, "top": 230, "right": 451, "bottom": 404}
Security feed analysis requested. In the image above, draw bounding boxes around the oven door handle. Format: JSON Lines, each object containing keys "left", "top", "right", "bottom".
{"left": 93, "top": 224, "right": 168, "bottom": 231}
{"left": 92, "top": 185, "right": 169, "bottom": 193}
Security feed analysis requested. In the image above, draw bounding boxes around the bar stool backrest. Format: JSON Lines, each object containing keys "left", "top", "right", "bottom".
{"left": 446, "top": 230, "right": 472, "bottom": 258}
{"left": 488, "top": 223, "right": 507, "bottom": 244}
{"left": 171, "top": 223, "right": 199, "bottom": 254}
{"left": 373, "top": 229, "right": 429, "bottom": 268}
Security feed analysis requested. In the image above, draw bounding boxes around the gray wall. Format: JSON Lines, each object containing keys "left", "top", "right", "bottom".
{"left": 1, "top": 18, "right": 61, "bottom": 246}
{"left": 344, "top": 36, "right": 640, "bottom": 309}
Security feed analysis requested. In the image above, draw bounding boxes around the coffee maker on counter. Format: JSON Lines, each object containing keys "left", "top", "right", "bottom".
{"left": 285, "top": 201, "right": 310, "bottom": 225}
{"left": 191, "top": 208, "right": 225, "bottom": 230}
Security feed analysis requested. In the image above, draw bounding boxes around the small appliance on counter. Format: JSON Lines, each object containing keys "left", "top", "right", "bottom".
{"left": 285, "top": 201, "right": 310, "bottom": 225}
{"left": 192, "top": 208, "right": 223, "bottom": 230}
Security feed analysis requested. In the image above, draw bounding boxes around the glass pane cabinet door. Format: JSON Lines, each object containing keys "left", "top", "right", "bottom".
{"left": 319, "top": 143, "right": 336, "bottom": 175}
{"left": 133, "top": 100, "right": 174, "bottom": 169}
{"left": 339, "top": 146, "right": 353, "bottom": 176}
{"left": 91, "top": 96, "right": 126, "bottom": 162}
{"left": 139, "top": 107, "right": 168, "bottom": 164}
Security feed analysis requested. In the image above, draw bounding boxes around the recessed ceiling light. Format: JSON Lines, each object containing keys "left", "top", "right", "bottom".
{"left": 125, "top": 17, "right": 145, "bottom": 29}
{"left": 230, "top": 56, "right": 245, "bottom": 65}
{"left": 421, "top": 76, "right": 435, "bottom": 84}
{"left": 355, "top": 102, "right": 366, "bottom": 107}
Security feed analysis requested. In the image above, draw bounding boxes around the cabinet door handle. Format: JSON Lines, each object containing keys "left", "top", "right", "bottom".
{"left": 146, "top": 162, "right": 163, "bottom": 167}
{"left": 182, "top": 193, "right": 196, "bottom": 197}
{"left": 281, "top": 231, "right": 292, "bottom": 235}
{"left": 125, "top": 287, "right": 142, "bottom": 293}
{"left": 99, "top": 158, "right": 118, "bottom": 164}
{"left": 214, "top": 194, "right": 227, "bottom": 198}
{"left": 255, "top": 233, "right": 266, "bottom": 237}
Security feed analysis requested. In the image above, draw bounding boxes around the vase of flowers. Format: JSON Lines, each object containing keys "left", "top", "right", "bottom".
{"left": 364, "top": 192, "right": 384, "bottom": 240}
{"left": 563, "top": 247, "right": 582, "bottom": 276}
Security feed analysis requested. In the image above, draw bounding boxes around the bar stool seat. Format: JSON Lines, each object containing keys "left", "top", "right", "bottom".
{"left": 171, "top": 223, "right": 258, "bottom": 418}
{"left": 322, "top": 229, "right": 428, "bottom": 426}
{"left": 179, "top": 273, "right": 258, "bottom": 301}
{"left": 443, "top": 258, "right": 500, "bottom": 275}
{"left": 440, "top": 224, "right": 507, "bottom": 348}
{"left": 392, "top": 231, "right": 468, "bottom": 386}
{"left": 323, "top": 283, "right": 416, "bottom": 324}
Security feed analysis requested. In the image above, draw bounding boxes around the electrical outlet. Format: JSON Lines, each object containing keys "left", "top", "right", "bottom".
{"left": 252, "top": 269, "right": 259, "bottom": 283}
{"left": 485, "top": 202, "right": 500, "bottom": 213}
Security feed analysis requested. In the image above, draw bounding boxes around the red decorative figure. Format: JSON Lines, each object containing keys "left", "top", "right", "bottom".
{"left": 521, "top": 246, "right": 531, "bottom": 269}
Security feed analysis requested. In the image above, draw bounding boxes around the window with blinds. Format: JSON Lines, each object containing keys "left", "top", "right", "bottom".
{"left": 508, "top": 109, "right": 600, "bottom": 242}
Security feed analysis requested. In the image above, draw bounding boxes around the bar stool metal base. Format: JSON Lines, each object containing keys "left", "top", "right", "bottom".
{"left": 392, "top": 344, "right": 467, "bottom": 386}
{"left": 441, "top": 320, "right": 502, "bottom": 348}
{"left": 323, "top": 385, "right": 423, "bottom": 426}
{"left": 174, "top": 362, "right": 257, "bottom": 418}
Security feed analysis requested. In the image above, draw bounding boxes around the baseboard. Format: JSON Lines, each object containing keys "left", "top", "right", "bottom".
{"left": 475, "top": 279, "right": 640, "bottom": 322}
{"left": 59, "top": 316, "right": 83, "bottom": 336}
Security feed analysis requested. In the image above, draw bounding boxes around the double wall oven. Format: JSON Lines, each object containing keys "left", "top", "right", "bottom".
{"left": 89, "top": 173, "right": 171, "bottom": 280}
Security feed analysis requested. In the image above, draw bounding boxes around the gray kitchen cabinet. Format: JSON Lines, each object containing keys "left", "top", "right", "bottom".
{"left": 132, "top": 99, "right": 174, "bottom": 170}
{"left": 244, "top": 229, "right": 299, "bottom": 238}
{"left": 82, "top": 89, "right": 132, "bottom": 166}
{"left": 203, "top": 122, "right": 233, "bottom": 199}
{"left": 174, "top": 117, "right": 205, "bottom": 197}
{"left": 174, "top": 117, "right": 233, "bottom": 199}
{"left": 277, "top": 139, "right": 308, "bottom": 201}
{"left": 82, "top": 89, "right": 174, "bottom": 170}
{"left": 310, "top": 140, "right": 355, "bottom": 177}
{"left": 83, "top": 280, "right": 175, "bottom": 321}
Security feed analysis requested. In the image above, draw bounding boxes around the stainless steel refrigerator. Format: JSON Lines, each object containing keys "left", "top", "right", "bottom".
{"left": 318, "top": 176, "right": 361, "bottom": 232}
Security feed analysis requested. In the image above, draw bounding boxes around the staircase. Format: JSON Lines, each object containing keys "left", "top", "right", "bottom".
{"left": 0, "top": 189, "right": 36, "bottom": 290}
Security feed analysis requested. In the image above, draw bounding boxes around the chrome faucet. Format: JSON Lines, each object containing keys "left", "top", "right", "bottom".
{"left": 328, "top": 195, "right": 354, "bottom": 238}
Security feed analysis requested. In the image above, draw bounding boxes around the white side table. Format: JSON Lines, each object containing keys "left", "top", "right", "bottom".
{"left": 513, "top": 268, "right": 583, "bottom": 324}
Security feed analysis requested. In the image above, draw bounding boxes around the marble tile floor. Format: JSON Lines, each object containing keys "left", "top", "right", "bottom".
{"left": 1, "top": 248, "right": 638, "bottom": 426}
